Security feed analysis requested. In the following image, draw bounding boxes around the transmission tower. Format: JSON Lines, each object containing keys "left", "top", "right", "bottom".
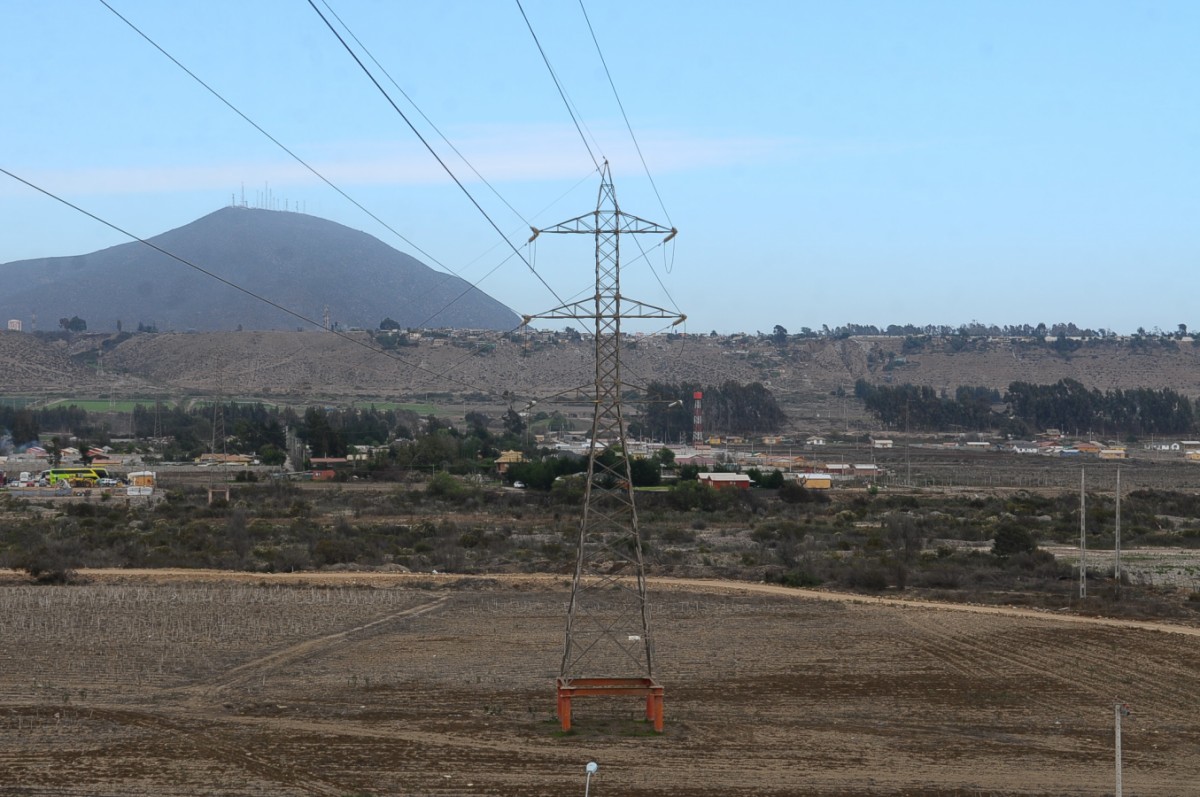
{"left": 211, "top": 401, "right": 226, "bottom": 455}
{"left": 525, "top": 161, "right": 681, "bottom": 732}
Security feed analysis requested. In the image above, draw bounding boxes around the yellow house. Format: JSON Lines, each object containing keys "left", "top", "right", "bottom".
{"left": 495, "top": 450, "right": 526, "bottom": 474}
{"left": 801, "top": 473, "right": 832, "bottom": 490}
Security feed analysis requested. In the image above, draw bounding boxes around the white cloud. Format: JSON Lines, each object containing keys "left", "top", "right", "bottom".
{"left": 3, "top": 124, "right": 806, "bottom": 198}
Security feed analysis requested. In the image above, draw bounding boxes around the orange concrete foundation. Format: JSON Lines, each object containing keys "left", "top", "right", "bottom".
{"left": 556, "top": 676, "right": 664, "bottom": 733}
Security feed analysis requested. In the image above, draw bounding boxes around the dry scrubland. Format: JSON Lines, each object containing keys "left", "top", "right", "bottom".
{"left": 2, "top": 571, "right": 1200, "bottom": 796}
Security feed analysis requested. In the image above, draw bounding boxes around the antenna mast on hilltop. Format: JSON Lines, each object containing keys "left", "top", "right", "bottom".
{"left": 524, "top": 161, "right": 681, "bottom": 732}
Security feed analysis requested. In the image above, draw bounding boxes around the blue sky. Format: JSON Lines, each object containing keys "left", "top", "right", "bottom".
{"left": 3, "top": 1, "right": 1198, "bottom": 335}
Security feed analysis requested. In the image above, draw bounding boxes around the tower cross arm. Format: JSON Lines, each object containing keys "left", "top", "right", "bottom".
{"left": 523, "top": 297, "right": 685, "bottom": 327}
{"left": 529, "top": 211, "right": 677, "bottom": 239}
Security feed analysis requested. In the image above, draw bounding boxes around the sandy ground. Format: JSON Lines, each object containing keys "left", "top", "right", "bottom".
{"left": 2, "top": 570, "right": 1199, "bottom": 796}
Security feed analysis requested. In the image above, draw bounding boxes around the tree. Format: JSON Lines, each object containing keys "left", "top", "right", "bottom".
{"left": 58, "top": 316, "right": 87, "bottom": 332}
{"left": 11, "top": 409, "right": 37, "bottom": 446}
{"left": 503, "top": 407, "right": 525, "bottom": 437}
{"left": 300, "top": 408, "right": 345, "bottom": 458}
{"left": 886, "top": 513, "right": 924, "bottom": 588}
{"left": 258, "top": 443, "right": 287, "bottom": 467}
{"left": 629, "top": 457, "right": 662, "bottom": 487}
{"left": 772, "top": 324, "right": 788, "bottom": 345}
{"left": 46, "top": 435, "right": 65, "bottom": 467}
{"left": 992, "top": 522, "right": 1036, "bottom": 559}
{"left": 465, "top": 411, "right": 492, "bottom": 438}
{"left": 379, "top": 317, "right": 402, "bottom": 330}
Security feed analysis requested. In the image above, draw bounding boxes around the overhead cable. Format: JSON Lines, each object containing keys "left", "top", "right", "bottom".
{"left": 577, "top": 0, "right": 672, "bottom": 227}
{"left": 317, "top": 0, "right": 532, "bottom": 228}
{"left": 96, "top": 0, "right": 458, "bottom": 283}
{"left": 514, "top": 0, "right": 603, "bottom": 171}
{"left": 306, "top": 0, "right": 568, "bottom": 309}
{"left": 0, "top": 166, "right": 504, "bottom": 397}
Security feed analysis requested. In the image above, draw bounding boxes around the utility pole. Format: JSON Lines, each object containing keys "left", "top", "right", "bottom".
{"left": 525, "top": 161, "right": 680, "bottom": 731}
{"left": 1114, "top": 467, "right": 1122, "bottom": 601}
{"left": 1079, "top": 468, "right": 1087, "bottom": 599}
{"left": 1115, "top": 702, "right": 1132, "bottom": 797}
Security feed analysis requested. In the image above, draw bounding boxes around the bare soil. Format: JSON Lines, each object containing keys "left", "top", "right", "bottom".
{"left": 2, "top": 570, "right": 1198, "bottom": 796}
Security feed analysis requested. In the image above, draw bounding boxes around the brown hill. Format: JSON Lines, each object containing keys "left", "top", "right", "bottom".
{"left": 6, "top": 331, "right": 1200, "bottom": 427}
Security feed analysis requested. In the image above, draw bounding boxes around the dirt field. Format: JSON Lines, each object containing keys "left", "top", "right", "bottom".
{"left": 2, "top": 570, "right": 1199, "bottom": 796}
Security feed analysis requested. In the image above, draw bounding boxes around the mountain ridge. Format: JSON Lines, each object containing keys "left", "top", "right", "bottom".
{"left": 0, "top": 207, "right": 520, "bottom": 332}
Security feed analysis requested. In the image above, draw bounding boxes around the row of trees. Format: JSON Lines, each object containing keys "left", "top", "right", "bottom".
{"left": 854, "top": 381, "right": 1003, "bottom": 433}
{"left": 634, "top": 380, "right": 787, "bottom": 440}
{"left": 856, "top": 378, "right": 1199, "bottom": 438}
{"left": 1006, "top": 380, "right": 1196, "bottom": 437}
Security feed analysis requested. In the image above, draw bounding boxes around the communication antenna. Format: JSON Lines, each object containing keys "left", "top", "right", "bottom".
{"left": 692, "top": 391, "right": 704, "bottom": 444}
{"left": 524, "top": 160, "right": 680, "bottom": 732}
{"left": 323, "top": 305, "right": 331, "bottom": 331}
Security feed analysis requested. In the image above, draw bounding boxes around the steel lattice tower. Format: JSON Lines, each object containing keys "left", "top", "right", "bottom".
{"left": 525, "top": 161, "right": 681, "bottom": 731}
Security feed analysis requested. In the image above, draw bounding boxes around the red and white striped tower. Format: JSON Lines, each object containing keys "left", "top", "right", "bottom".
{"left": 692, "top": 391, "right": 704, "bottom": 444}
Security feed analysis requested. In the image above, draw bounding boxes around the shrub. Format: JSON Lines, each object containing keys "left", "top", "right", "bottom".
{"left": 767, "top": 568, "right": 823, "bottom": 588}
{"left": 779, "top": 481, "right": 829, "bottom": 504}
{"left": 426, "top": 472, "right": 464, "bottom": 498}
{"left": 843, "top": 565, "right": 889, "bottom": 591}
{"left": 992, "top": 522, "right": 1036, "bottom": 559}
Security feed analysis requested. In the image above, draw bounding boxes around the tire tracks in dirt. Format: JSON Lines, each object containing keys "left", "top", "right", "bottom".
{"left": 77, "top": 568, "right": 1200, "bottom": 638}
{"left": 178, "top": 594, "right": 449, "bottom": 702}
{"left": 13, "top": 595, "right": 453, "bottom": 796}
{"left": 82, "top": 707, "right": 349, "bottom": 797}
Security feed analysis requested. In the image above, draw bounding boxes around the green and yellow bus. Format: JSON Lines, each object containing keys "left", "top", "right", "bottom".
{"left": 37, "top": 467, "right": 112, "bottom": 487}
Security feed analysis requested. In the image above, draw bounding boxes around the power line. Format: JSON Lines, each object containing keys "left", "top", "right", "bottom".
{"left": 577, "top": 0, "right": 672, "bottom": 227}
{"left": 103, "top": 0, "right": 570, "bottom": 338}
{"left": 0, "top": 166, "right": 503, "bottom": 398}
{"left": 306, "top": 0, "right": 568, "bottom": 310}
{"left": 100, "top": 0, "right": 536, "bottom": 335}
{"left": 514, "top": 0, "right": 603, "bottom": 171}
{"left": 96, "top": 0, "right": 458, "bottom": 285}
{"left": 317, "top": 0, "right": 531, "bottom": 228}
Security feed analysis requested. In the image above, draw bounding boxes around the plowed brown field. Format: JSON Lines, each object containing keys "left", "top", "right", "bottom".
{"left": 2, "top": 570, "right": 1198, "bottom": 796}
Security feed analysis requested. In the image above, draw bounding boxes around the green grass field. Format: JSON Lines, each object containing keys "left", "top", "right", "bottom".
{"left": 350, "top": 402, "right": 445, "bottom": 415}
{"left": 40, "top": 399, "right": 171, "bottom": 413}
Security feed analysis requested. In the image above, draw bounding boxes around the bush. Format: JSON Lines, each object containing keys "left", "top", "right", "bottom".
{"left": 767, "top": 568, "right": 823, "bottom": 588}
{"left": 12, "top": 535, "right": 82, "bottom": 584}
{"left": 843, "top": 565, "right": 889, "bottom": 591}
{"left": 779, "top": 481, "right": 829, "bottom": 504}
{"left": 992, "top": 523, "right": 1036, "bottom": 559}
{"left": 426, "top": 472, "right": 464, "bottom": 498}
